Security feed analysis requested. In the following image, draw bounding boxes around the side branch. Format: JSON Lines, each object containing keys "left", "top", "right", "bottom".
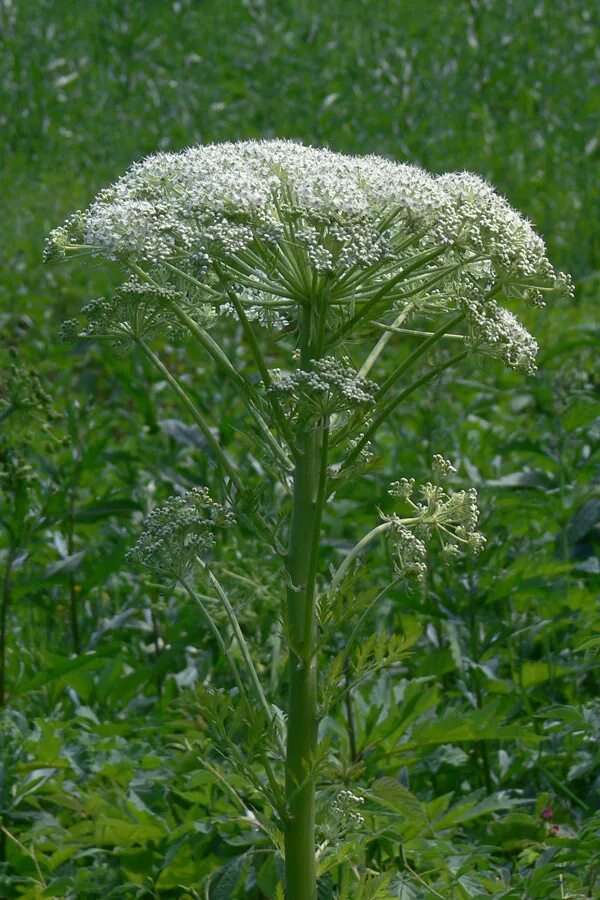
{"left": 213, "top": 264, "right": 297, "bottom": 452}
{"left": 132, "top": 263, "right": 293, "bottom": 470}
{"left": 376, "top": 311, "right": 465, "bottom": 398}
{"left": 328, "top": 245, "right": 447, "bottom": 346}
{"left": 134, "top": 337, "right": 242, "bottom": 489}
{"left": 341, "top": 349, "right": 469, "bottom": 473}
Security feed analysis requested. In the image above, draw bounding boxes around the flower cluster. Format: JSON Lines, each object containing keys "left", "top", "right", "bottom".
{"left": 464, "top": 297, "right": 539, "bottom": 374}
{"left": 322, "top": 790, "right": 365, "bottom": 837}
{"left": 61, "top": 279, "right": 215, "bottom": 352}
{"left": 44, "top": 142, "right": 560, "bottom": 283}
{"left": 387, "top": 456, "right": 484, "bottom": 579}
{"left": 126, "top": 487, "right": 235, "bottom": 582}
{"left": 43, "top": 210, "right": 86, "bottom": 263}
{"left": 391, "top": 525, "right": 429, "bottom": 580}
{"left": 46, "top": 141, "right": 571, "bottom": 375}
{"left": 219, "top": 288, "right": 291, "bottom": 331}
{"left": 269, "top": 356, "right": 377, "bottom": 419}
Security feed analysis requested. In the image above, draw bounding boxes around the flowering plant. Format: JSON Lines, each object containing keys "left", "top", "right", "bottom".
{"left": 47, "top": 140, "right": 569, "bottom": 899}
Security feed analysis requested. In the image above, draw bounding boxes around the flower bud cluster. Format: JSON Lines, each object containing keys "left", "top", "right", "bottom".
{"left": 323, "top": 790, "right": 365, "bottom": 836}
{"left": 432, "top": 454, "right": 456, "bottom": 477}
{"left": 463, "top": 297, "right": 539, "bottom": 374}
{"left": 269, "top": 356, "right": 378, "bottom": 418}
{"left": 0, "top": 350, "right": 56, "bottom": 419}
{"left": 61, "top": 279, "right": 214, "bottom": 352}
{"left": 432, "top": 173, "right": 570, "bottom": 305}
{"left": 43, "top": 210, "right": 86, "bottom": 262}
{"left": 126, "top": 487, "right": 235, "bottom": 582}
{"left": 219, "top": 288, "right": 291, "bottom": 331}
{"left": 0, "top": 443, "right": 37, "bottom": 496}
{"left": 344, "top": 432, "right": 374, "bottom": 469}
{"left": 387, "top": 456, "right": 484, "bottom": 579}
{"left": 391, "top": 524, "right": 429, "bottom": 580}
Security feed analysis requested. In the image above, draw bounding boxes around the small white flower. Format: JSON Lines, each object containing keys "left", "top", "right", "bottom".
{"left": 432, "top": 454, "right": 457, "bottom": 477}
{"left": 269, "top": 357, "right": 378, "bottom": 417}
{"left": 386, "top": 456, "right": 484, "bottom": 579}
{"left": 323, "top": 789, "right": 366, "bottom": 836}
{"left": 46, "top": 140, "right": 569, "bottom": 377}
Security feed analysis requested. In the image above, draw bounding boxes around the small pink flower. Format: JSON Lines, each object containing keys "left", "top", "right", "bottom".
{"left": 540, "top": 807, "right": 554, "bottom": 820}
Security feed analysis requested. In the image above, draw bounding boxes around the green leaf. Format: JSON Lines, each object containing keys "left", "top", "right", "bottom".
{"left": 74, "top": 497, "right": 141, "bottom": 522}
{"left": 521, "top": 660, "right": 569, "bottom": 688}
{"left": 370, "top": 777, "right": 428, "bottom": 824}
{"left": 257, "top": 854, "right": 284, "bottom": 897}
{"left": 16, "top": 648, "right": 118, "bottom": 693}
{"left": 562, "top": 402, "right": 600, "bottom": 431}
{"left": 567, "top": 499, "right": 600, "bottom": 544}
{"left": 402, "top": 703, "right": 539, "bottom": 748}
{"left": 44, "top": 550, "right": 86, "bottom": 578}
{"left": 94, "top": 817, "right": 166, "bottom": 847}
{"left": 209, "top": 852, "right": 251, "bottom": 899}
{"left": 434, "top": 791, "right": 529, "bottom": 830}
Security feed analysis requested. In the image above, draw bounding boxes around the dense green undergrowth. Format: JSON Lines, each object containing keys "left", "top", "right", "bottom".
{"left": 1, "top": 1, "right": 599, "bottom": 897}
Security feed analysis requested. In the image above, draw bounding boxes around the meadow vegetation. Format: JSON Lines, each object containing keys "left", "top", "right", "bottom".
{"left": 0, "top": 1, "right": 599, "bottom": 897}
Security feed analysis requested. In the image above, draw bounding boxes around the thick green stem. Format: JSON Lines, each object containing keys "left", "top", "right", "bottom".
{"left": 285, "top": 428, "right": 321, "bottom": 900}
{"left": 284, "top": 308, "right": 327, "bottom": 900}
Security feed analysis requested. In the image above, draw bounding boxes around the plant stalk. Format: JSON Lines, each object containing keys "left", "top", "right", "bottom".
{"left": 285, "top": 425, "right": 321, "bottom": 900}
{"left": 134, "top": 337, "right": 242, "bottom": 489}
{"left": 284, "top": 307, "right": 327, "bottom": 900}
{"left": 341, "top": 349, "right": 469, "bottom": 473}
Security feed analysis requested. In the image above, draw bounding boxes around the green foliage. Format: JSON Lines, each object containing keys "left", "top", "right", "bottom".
{"left": 1, "top": 0, "right": 599, "bottom": 897}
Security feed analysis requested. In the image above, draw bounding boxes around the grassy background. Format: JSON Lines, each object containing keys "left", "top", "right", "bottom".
{"left": 1, "top": 1, "right": 600, "bottom": 897}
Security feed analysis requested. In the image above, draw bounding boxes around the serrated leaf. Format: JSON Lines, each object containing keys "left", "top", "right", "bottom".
{"left": 402, "top": 703, "right": 539, "bottom": 748}
{"left": 562, "top": 402, "right": 600, "bottom": 431}
{"left": 94, "top": 817, "right": 165, "bottom": 847}
{"left": 16, "top": 649, "right": 118, "bottom": 693}
{"left": 434, "top": 791, "right": 528, "bottom": 830}
{"left": 209, "top": 852, "right": 251, "bottom": 899}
